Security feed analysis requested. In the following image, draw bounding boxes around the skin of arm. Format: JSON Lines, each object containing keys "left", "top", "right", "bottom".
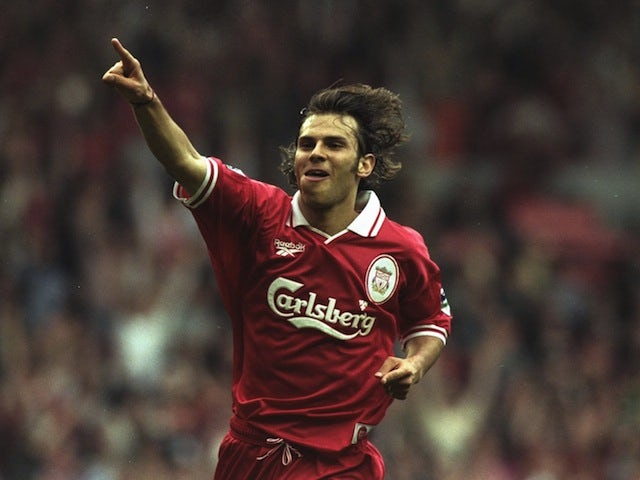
{"left": 375, "top": 335, "right": 445, "bottom": 400}
{"left": 102, "top": 38, "right": 206, "bottom": 194}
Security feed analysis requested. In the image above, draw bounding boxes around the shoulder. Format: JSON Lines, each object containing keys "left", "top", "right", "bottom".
{"left": 380, "top": 217, "right": 429, "bottom": 252}
{"left": 376, "top": 218, "right": 443, "bottom": 279}
{"left": 185, "top": 156, "right": 289, "bottom": 203}
{"left": 218, "top": 159, "right": 288, "bottom": 198}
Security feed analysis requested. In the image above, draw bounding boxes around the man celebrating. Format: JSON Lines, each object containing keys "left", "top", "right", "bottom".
{"left": 103, "top": 37, "right": 452, "bottom": 479}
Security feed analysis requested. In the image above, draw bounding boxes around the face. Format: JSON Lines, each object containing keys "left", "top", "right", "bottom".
{"left": 294, "top": 113, "right": 374, "bottom": 214}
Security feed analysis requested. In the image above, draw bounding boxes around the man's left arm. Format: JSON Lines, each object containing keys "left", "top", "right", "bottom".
{"left": 375, "top": 336, "right": 445, "bottom": 400}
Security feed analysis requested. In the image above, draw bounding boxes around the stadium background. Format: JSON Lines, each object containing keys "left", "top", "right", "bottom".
{"left": 1, "top": 1, "right": 639, "bottom": 478}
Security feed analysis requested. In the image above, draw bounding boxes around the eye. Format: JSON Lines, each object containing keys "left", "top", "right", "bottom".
{"left": 297, "top": 138, "right": 315, "bottom": 150}
{"left": 327, "top": 139, "right": 347, "bottom": 149}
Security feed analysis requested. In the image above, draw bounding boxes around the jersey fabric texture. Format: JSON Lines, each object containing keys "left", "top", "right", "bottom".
{"left": 173, "top": 156, "right": 452, "bottom": 454}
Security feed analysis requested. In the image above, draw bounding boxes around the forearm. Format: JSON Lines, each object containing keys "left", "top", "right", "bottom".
{"left": 133, "top": 95, "right": 204, "bottom": 194}
{"left": 103, "top": 38, "right": 206, "bottom": 193}
{"left": 404, "top": 335, "right": 445, "bottom": 380}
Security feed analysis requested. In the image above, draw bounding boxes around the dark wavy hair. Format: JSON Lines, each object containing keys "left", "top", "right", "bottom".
{"left": 279, "top": 83, "right": 409, "bottom": 190}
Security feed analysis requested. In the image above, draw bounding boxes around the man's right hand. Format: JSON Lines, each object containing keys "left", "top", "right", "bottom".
{"left": 102, "top": 38, "right": 154, "bottom": 105}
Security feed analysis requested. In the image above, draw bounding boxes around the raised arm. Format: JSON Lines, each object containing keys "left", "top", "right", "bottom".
{"left": 102, "top": 38, "right": 206, "bottom": 195}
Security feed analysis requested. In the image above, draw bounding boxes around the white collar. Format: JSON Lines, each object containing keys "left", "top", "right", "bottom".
{"left": 288, "top": 190, "right": 386, "bottom": 238}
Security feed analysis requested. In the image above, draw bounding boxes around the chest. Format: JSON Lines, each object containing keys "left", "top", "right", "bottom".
{"left": 243, "top": 227, "right": 403, "bottom": 339}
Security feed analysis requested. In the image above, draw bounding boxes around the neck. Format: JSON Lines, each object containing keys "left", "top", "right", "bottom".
{"left": 303, "top": 207, "right": 358, "bottom": 236}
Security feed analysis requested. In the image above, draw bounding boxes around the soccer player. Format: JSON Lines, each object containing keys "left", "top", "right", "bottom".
{"left": 102, "top": 37, "right": 452, "bottom": 479}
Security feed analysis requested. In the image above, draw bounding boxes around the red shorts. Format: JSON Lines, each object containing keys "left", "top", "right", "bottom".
{"left": 212, "top": 419, "right": 385, "bottom": 480}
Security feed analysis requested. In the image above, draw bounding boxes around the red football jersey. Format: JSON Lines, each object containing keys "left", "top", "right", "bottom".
{"left": 173, "top": 157, "right": 452, "bottom": 452}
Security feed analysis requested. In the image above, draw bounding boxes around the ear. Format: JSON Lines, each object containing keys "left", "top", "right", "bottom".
{"left": 357, "top": 153, "right": 376, "bottom": 178}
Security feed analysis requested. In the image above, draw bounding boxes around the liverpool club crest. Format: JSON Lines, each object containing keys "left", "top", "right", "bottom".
{"left": 372, "top": 266, "right": 392, "bottom": 295}
{"left": 365, "top": 254, "right": 399, "bottom": 304}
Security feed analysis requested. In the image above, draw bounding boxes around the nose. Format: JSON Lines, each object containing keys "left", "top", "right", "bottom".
{"left": 309, "top": 142, "right": 327, "bottom": 161}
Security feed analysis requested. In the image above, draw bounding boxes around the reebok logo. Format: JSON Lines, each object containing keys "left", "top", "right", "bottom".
{"left": 267, "top": 277, "right": 376, "bottom": 340}
{"left": 274, "top": 238, "right": 306, "bottom": 257}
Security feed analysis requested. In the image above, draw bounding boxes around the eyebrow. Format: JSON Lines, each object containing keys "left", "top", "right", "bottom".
{"left": 297, "top": 135, "right": 349, "bottom": 143}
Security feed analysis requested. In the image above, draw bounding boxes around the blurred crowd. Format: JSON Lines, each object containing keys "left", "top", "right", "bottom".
{"left": 1, "top": 1, "right": 639, "bottom": 479}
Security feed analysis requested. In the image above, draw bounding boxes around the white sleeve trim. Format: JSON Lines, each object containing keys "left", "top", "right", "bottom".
{"left": 401, "top": 329, "right": 447, "bottom": 350}
{"left": 172, "top": 156, "right": 218, "bottom": 209}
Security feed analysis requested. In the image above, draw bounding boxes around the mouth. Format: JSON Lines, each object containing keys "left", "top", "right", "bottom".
{"left": 303, "top": 169, "right": 330, "bottom": 181}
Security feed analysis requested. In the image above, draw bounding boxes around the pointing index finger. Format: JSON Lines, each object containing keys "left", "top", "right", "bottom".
{"left": 110, "top": 37, "right": 141, "bottom": 78}
{"left": 111, "top": 38, "right": 136, "bottom": 70}
{"left": 111, "top": 38, "right": 134, "bottom": 64}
